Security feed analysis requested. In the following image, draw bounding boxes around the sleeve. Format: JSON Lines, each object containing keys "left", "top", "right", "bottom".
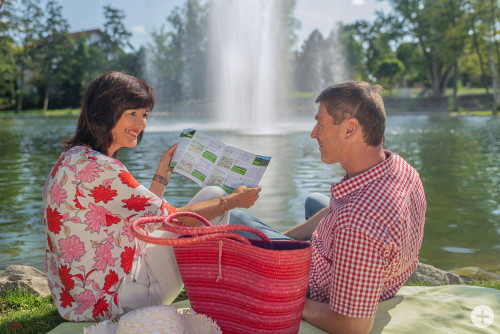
{"left": 45, "top": 148, "right": 179, "bottom": 322}
{"left": 329, "top": 228, "right": 385, "bottom": 318}
{"left": 88, "top": 155, "right": 177, "bottom": 232}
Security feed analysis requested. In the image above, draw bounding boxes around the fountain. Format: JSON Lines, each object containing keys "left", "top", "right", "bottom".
{"left": 208, "top": 0, "right": 284, "bottom": 133}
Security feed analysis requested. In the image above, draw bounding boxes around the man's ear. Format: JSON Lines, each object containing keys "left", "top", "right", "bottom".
{"left": 344, "top": 118, "right": 359, "bottom": 138}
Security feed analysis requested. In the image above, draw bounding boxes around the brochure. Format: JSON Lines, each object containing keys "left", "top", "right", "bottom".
{"left": 170, "top": 128, "right": 271, "bottom": 193}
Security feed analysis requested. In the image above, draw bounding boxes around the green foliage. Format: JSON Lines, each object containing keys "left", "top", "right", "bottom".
{"left": 383, "top": 0, "right": 472, "bottom": 96}
{"left": 103, "top": 5, "right": 133, "bottom": 53}
{"left": 0, "top": 1, "right": 16, "bottom": 105}
{"left": 0, "top": 289, "right": 64, "bottom": 334}
{"left": 1, "top": 0, "right": 498, "bottom": 111}
{"left": 375, "top": 58, "right": 405, "bottom": 89}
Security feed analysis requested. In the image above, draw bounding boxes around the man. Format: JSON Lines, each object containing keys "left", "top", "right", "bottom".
{"left": 231, "top": 81, "right": 426, "bottom": 333}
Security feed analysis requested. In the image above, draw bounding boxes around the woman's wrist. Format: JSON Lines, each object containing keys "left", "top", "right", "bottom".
{"left": 152, "top": 173, "right": 169, "bottom": 186}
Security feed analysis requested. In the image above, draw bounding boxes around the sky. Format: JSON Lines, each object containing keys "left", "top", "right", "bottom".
{"left": 59, "top": 0, "right": 391, "bottom": 50}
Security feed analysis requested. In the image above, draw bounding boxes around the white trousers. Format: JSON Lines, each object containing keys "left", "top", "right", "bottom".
{"left": 117, "top": 186, "right": 229, "bottom": 313}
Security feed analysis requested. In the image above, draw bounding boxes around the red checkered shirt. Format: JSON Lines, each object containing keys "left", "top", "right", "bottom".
{"left": 309, "top": 150, "right": 426, "bottom": 318}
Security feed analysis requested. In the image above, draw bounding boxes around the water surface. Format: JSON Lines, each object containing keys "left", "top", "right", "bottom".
{"left": 0, "top": 114, "right": 499, "bottom": 277}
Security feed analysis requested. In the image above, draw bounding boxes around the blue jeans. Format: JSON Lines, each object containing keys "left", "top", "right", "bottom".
{"left": 229, "top": 192, "right": 330, "bottom": 241}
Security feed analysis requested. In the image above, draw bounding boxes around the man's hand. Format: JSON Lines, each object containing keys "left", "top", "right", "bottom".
{"left": 227, "top": 185, "right": 261, "bottom": 209}
{"left": 302, "top": 299, "right": 374, "bottom": 334}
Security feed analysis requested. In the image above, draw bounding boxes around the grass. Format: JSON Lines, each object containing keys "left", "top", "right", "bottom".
{"left": 0, "top": 289, "right": 64, "bottom": 334}
{"left": 1, "top": 280, "right": 499, "bottom": 333}
{"left": 0, "top": 108, "right": 80, "bottom": 116}
{"left": 0, "top": 288, "right": 188, "bottom": 334}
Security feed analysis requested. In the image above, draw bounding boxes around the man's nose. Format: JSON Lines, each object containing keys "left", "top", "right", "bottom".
{"left": 311, "top": 124, "right": 318, "bottom": 138}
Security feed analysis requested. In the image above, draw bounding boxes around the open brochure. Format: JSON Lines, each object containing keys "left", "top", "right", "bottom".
{"left": 170, "top": 128, "right": 271, "bottom": 193}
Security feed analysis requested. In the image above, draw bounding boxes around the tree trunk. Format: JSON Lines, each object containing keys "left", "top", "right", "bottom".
{"left": 488, "top": 0, "right": 498, "bottom": 115}
{"left": 469, "top": 13, "right": 490, "bottom": 99}
{"left": 16, "top": 66, "right": 25, "bottom": 114}
{"left": 43, "top": 87, "right": 49, "bottom": 113}
{"left": 452, "top": 61, "right": 458, "bottom": 111}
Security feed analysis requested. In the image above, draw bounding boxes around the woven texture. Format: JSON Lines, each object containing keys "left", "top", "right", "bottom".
{"left": 132, "top": 212, "right": 312, "bottom": 334}
{"left": 117, "top": 305, "right": 183, "bottom": 333}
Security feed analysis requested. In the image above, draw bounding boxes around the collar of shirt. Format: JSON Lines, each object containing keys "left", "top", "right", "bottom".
{"left": 330, "top": 150, "right": 394, "bottom": 200}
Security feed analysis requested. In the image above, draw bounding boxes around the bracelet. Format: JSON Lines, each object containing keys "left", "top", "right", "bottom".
{"left": 153, "top": 174, "right": 169, "bottom": 186}
{"left": 220, "top": 197, "right": 228, "bottom": 214}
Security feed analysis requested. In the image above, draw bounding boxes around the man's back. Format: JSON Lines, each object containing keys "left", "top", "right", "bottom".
{"left": 309, "top": 151, "right": 427, "bottom": 318}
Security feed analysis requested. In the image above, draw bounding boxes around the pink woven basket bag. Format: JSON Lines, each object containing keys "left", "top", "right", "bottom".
{"left": 131, "top": 212, "right": 312, "bottom": 334}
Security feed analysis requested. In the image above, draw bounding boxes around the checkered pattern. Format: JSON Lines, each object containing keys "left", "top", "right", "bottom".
{"left": 309, "top": 151, "right": 427, "bottom": 318}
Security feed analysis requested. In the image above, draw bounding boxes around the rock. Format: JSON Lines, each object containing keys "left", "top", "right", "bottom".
{"left": 0, "top": 265, "right": 50, "bottom": 297}
{"left": 406, "top": 263, "right": 463, "bottom": 285}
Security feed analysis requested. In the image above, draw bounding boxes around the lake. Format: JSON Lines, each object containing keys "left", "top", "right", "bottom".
{"left": 0, "top": 113, "right": 499, "bottom": 279}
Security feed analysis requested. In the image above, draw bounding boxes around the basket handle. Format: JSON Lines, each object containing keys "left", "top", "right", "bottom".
{"left": 131, "top": 211, "right": 271, "bottom": 246}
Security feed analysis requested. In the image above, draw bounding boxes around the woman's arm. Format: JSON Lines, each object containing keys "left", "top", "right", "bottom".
{"left": 149, "top": 143, "right": 177, "bottom": 197}
{"left": 176, "top": 185, "right": 261, "bottom": 226}
{"left": 151, "top": 143, "right": 261, "bottom": 226}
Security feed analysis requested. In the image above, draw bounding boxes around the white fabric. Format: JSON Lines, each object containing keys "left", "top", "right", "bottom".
{"left": 117, "top": 186, "right": 229, "bottom": 311}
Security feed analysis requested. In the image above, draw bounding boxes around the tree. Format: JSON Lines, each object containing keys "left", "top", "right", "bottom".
{"left": 103, "top": 5, "right": 132, "bottom": 62}
{"left": 462, "top": 0, "right": 499, "bottom": 113}
{"left": 147, "top": 23, "right": 183, "bottom": 107}
{"left": 181, "top": 0, "right": 208, "bottom": 100}
{"left": 323, "top": 24, "right": 352, "bottom": 85}
{"left": 375, "top": 58, "right": 405, "bottom": 92}
{"left": 396, "top": 42, "right": 427, "bottom": 87}
{"left": 294, "top": 29, "right": 325, "bottom": 92}
{"left": 12, "top": 0, "right": 44, "bottom": 112}
{"left": 0, "top": 0, "right": 16, "bottom": 108}
{"left": 37, "top": 0, "right": 73, "bottom": 112}
{"left": 342, "top": 24, "right": 368, "bottom": 80}
{"left": 343, "top": 16, "right": 397, "bottom": 81}
{"left": 383, "top": 0, "right": 471, "bottom": 97}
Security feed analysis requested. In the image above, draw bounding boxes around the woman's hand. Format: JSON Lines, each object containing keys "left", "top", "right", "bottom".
{"left": 157, "top": 142, "right": 178, "bottom": 176}
{"left": 227, "top": 185, "right": 261, "bottom": 209}
{"left": 150, "top": 143, "right": 177, "bottom": 196}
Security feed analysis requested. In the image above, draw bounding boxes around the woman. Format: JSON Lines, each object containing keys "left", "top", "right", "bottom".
{"left": 42, "top": 71, "right": 261, "bottom": 322}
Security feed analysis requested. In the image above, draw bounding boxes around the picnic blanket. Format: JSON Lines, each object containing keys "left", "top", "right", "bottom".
{"left": 47, "top": 285, "right": 500, "bottom": 333}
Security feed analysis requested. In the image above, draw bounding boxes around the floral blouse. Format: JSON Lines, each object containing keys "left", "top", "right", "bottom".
{"left": 42, "top": 146, "right": 175, "bottom": 321}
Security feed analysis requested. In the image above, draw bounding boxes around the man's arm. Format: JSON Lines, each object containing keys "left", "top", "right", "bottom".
{"left": 302, "top": 299, "right": 374, "bottom": 334}
{"left": 283, "top": 206, "right": 330, "bottom": 241}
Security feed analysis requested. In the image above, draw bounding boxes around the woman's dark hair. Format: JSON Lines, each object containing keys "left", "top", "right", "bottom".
{"left": 63, "top": 71, "right": 155, "bottom": 158}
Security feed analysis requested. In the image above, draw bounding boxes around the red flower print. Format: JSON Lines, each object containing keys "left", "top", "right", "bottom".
{"left": 161, "top": 201, "right": 176, "bottom": 215}
{"left": 58, "top": 235, "right": 85, "bottom": 264}
{"left": 73, "top": 187, "right": 86, "bottom": 210}
{"left": 120, "top": 246, "right": 136, "bottom": 274}
{"left": 103, "top": 270, "right": 119, "bottom": 291}
{"left": 92, "top": 297, "right": 109, "bottom": 318}
{"left": 85, "top": 203, "right": 113, "bottom": 234}
{"left": 119, "top": 170, "right": 140, "bottom": 188}
{"left": 74, "top": 290, "right": 95, "bottom": 315}
{"left": 92, "top": 241, "right": 115, "bottom": 272}
{"left": 105, "top": 214, "right": 121, "bottom": 227}
{"left": 51, "top": 155, "right": 65, "bottom": 178}
{"left": 122, "top": 195, "right": 151, "bottom": 212}
{"left": 46, "top": 206, "right": 64, "bottom": 234}
{"left": 47, "top": 235, "right": 55, "bottom": 253}
{"left": 76, "top": 160, "right": 104, "bottom": 183}
{"left": 60, "top": 289, "right": 75, "bottom": 308}
{"left": 89, "top": 185, "right": 117, "bottom": 204}
{"left": 58, "top": 265, "right": 75, "bottom": 291}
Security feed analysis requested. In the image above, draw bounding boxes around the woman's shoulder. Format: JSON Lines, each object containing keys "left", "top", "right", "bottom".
{"left": 64, "top": 146, "right": 126, "bottom": 169}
